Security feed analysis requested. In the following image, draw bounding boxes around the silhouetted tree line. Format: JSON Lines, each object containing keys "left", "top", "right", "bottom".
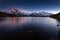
{"left": 50, "top": 12, "right": 60, "bottom": 20}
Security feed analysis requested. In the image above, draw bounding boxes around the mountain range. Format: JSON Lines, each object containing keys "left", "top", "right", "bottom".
{"left": 0, "top": 8, "right": 53, "bottom": 17}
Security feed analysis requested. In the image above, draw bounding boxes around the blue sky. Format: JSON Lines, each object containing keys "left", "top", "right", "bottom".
{"left": 0, "top": 0, "right": 60, "bottom": 14}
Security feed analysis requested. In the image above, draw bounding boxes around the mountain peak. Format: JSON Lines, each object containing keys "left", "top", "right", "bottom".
{"left": 7, "top": 7, "right": 30, "bottom": 13}
{"left": 8, "top": 8, "right": 18, "bottom": 13}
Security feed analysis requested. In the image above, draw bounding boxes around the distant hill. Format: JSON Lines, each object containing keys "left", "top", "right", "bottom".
{"left": 50, "top": 12, "right": 60, "bottom": 20}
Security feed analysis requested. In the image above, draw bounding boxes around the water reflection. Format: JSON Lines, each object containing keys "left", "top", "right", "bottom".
{"left": 0, "top": 17, "right": 59, "bottom": 27}
{"left": 0, "top": 17, "right": 59, "bottom": 38}
{"left": 0, "top": 17, "right": 59, "bottom": 28}
{"left": 0, "top": 17, "right": 6, "bottom": 22}
{"left": 0, "top": 17, "right": 30, "bottom": 28}
{"left": 10, "top": 17, "right": 17, "bottom": 26}
{"left": 9, "top": 17, "right": 29, "bottom": 27}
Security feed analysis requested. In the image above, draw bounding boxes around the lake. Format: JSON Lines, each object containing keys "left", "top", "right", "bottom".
{"left": 0, "top": 17, "right": 60, "bottom": 40}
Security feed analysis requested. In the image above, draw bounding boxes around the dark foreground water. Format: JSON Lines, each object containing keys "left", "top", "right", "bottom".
{"left": 0, "top": 17, "right": 60, "bottom": 40}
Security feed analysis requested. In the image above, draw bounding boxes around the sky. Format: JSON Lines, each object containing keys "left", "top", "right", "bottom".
{"left": 0, "top": 0, "right": 60, "bottom": 14}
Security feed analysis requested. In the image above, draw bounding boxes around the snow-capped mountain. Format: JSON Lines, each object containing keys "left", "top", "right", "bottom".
{"left": 7, "top": 8, "right": 20, "bottom": 13}
{"left": 30, "top": 12, "right": 52, "bottom": 16}
{"left": 7, "top": 8, "right": 53, "bottom": 16}
{"left": 7, "top": 8, "right": 30, "bottom": 14}
{"left": 39, "top": 12, "right": 52, "bottom": 16}
{"left": 0, "top": 8, "right": 53, "bottom": 17}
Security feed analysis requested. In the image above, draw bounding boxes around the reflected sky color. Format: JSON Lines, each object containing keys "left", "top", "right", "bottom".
{"left": 0, "top": 17, "right": 59, "bottom": 37}
{"left": 10, "top": 17, "right": 29, "bottom": 27}
{"left": 0, "top": 17, "right": 59, "bottom": 28}
{"left": 0, "top": 17, "right": 29, "bottom": 27}
{"left": 10, "top": 17, "right": 17, "bottom": 26}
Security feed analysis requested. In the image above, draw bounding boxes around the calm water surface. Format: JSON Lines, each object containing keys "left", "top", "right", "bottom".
{"left": 0, "top": 17, "right": 60, "bottom": 39}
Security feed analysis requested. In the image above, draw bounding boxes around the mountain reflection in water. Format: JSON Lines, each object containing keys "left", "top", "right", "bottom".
{"left": 10, "top": 17, "right": 28, "bottom": 26}
{"left": 0, "top": 17, "right": 59, "bottom": 40}
{"left": 0, "top": 17, "right": 30, "bottom": 27}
